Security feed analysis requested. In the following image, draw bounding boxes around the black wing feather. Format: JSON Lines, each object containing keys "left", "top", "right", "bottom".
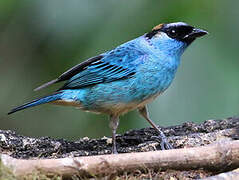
{"left": 34, "top": 55, "right": 103, "bottom": 91}
{"left": 58, "top": 55, "right": 103, "bottom": 81}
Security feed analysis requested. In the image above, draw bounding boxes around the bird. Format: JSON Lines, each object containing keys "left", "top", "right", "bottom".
{"left": 8, "top": 22, "right": 208, "bottom": 154}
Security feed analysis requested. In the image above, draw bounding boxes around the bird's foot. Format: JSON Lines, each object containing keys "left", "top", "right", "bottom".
{"left": 151, "top": 135, "right": 173, "bottom": 150}
{"left": 112, "top": 149, "right": 118, "bottom": 154}
{"left": 112, "top": 145, "right": 118, "bottom": 154}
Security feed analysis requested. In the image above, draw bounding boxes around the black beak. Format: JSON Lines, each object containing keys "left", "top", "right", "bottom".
{"left": 184, "top": 28, "right": 208, "bottom": 39}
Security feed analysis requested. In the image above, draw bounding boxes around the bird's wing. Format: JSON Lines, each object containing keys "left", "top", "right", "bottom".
{"left": 60, "top": 46, "right": 145, "bottom": 90}
{"left": 35, "top": 45, "right": 145, "bottom": 91}
{"left": 34, "top": 55, "right": 103, "bottom": 91}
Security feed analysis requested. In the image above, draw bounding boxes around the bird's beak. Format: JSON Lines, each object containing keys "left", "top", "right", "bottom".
{"left": 184, "top": 28, "right": 208, "bottom": 39}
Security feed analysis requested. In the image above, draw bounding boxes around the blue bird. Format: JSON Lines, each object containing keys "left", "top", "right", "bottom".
{"left": 8, "top": 22, "right": 208, "bottom": 154}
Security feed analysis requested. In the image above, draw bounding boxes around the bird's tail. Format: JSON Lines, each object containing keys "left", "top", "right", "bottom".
{"left": 8, "top": 92, "right": 62, "bottom": 115}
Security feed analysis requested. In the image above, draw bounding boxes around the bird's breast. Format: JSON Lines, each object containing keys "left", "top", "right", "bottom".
{"left": 135, "top": 60, "right": 178, "bottom": 96}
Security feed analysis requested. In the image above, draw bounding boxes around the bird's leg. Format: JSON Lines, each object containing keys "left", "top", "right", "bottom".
{"left": 138, "top": 105, "right": 173, "bottom": 150}
{"left": 109, "top": 115, "right": 119, "bottom": 154}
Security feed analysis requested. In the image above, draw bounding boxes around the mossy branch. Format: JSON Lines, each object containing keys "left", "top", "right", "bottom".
{"left": 0, "top": 117, "right": 238, "bottom": 179}
{"left": 1, "top": 140, "right": 239, "bottom": 177}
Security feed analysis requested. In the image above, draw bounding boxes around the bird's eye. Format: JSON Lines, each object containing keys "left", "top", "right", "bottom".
{"left": 168, "top": 29, "right": 178, "bottom": 38}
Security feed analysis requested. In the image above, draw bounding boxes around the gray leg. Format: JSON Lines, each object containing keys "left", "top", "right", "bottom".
{"left": 138, "top": 105, "right": 173, "bottom": 150}
{"left": 109, "top": 115, "right": 119, "bottom": 154}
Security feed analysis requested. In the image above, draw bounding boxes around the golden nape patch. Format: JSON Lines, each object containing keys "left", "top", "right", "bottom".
{"left": 152, "top": 24, "right": 164, "bottom": 31}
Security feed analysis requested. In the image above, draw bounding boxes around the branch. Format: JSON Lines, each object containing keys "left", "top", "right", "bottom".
{"left": 202, "top": 168, "right": 239, "bottom": 180}
{"left": 1, "top": 140, "right": 239, "bottom": 177}
{"left": 0, "top": 117, "right": 238, "bottom": 178}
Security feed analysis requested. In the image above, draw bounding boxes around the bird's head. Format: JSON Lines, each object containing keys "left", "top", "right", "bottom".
{"left": 145, "top": 22, "right": 208, "bottom": 56}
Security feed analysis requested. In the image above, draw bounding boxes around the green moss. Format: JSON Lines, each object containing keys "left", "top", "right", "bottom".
{"left": 0, "top": 158, "right": 211, "bottom": 179}
{"left": 0, "top": 159, "right": 16, "bottom": 180}
{"left": 23, "top": 173, "right": 61, "bottom": 180}
{"left": 0, "top": 159, "right": 63, "bottom": 180}
{"left": 23, "top": 172, "right": 63, "bottom": 180}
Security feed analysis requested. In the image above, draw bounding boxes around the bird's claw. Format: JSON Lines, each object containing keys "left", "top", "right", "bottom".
{"left": 112, "top": 148, "right": 118, "bottom": 154}
{"left": 151, "top": 135, "right": 173, "bottom": 150}
{"left": 160, "top": 139, "right": 173, "bottom": 150}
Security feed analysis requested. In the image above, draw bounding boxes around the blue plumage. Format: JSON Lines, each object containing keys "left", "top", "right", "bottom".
{"left": 8, "top": 92, "right": 62, "bottom": 114}
{"left": 8, "top": 22, "right": 208, "bottom": 153}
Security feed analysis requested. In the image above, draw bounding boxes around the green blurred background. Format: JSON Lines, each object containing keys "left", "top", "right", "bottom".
{"left": 1, "top": 0, "right": 239, "bottom": 140}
